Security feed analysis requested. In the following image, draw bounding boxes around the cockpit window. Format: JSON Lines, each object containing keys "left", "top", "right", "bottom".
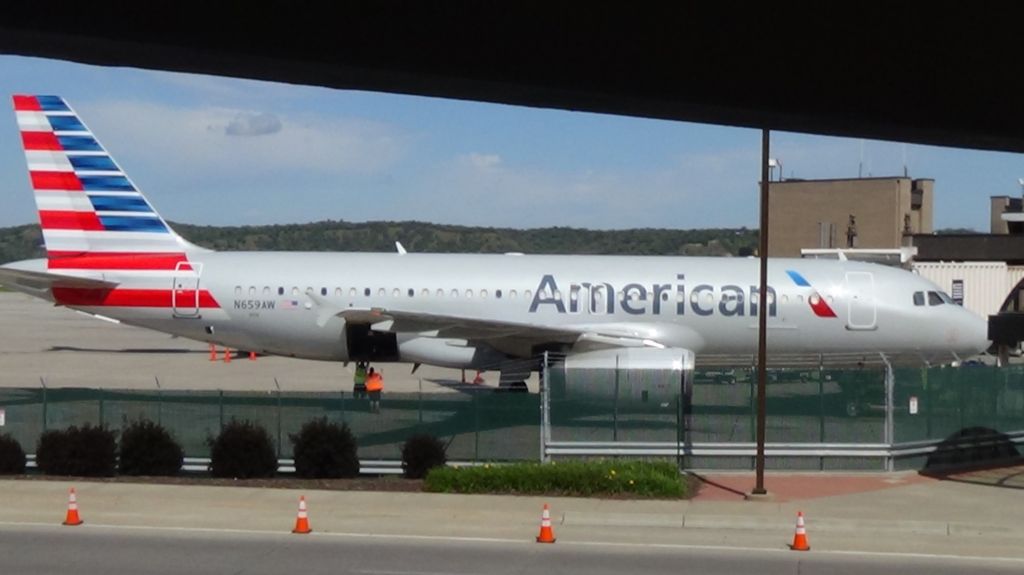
{"left": 927, "top": 291, "right": 948, "bottom": 306}
{"left": 913, "top": 292, "right": 925, "bottom": 306}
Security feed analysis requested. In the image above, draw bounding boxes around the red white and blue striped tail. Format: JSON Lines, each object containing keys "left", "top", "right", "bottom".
{"left": 12, "top": 95, "right": 199, "bottom": 258}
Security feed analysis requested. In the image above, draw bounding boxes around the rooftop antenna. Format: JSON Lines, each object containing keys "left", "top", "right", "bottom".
{"left": 858, "top": 140, "right": 864, "bottom": 178}
{"left": 902, "top": 143, "right": 908, "bottom": 177}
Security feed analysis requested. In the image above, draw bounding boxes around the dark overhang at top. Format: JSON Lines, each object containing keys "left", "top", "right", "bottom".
{"left": 1, "top": 7, "right": 1022, "bottom": 153}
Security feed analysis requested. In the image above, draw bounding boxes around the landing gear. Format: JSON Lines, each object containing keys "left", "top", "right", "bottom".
{"left": 498, "top": 380, "right": 529, "bottom": 393}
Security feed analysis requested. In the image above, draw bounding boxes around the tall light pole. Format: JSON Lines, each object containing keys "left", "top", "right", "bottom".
{"left": 752, "top": 129, "right": 771, "bottom": 497}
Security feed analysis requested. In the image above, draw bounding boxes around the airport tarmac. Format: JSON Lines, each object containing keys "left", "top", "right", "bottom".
{"left": 0, "top": 292, "right": 524, "bottom": 392}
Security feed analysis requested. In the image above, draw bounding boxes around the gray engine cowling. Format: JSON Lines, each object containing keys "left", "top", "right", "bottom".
{"left": 550, "top": 347, "right": 694, "bottom": 403}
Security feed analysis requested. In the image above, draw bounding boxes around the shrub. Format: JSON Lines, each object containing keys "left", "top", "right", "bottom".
{"left": 424, "top": 460, "right": 687, "bottom": 498}
{"left": 401, "top": 433, "right": 448, "bottom": 479}
{"left": 290, "top": 417, "right": 359, "bottom": 478}
{"left": 208, "top": 419, "right": 277, "bottom": 478}
{"left": 119, "top": 419, "right": 184, "bottom": 476}
{"left": 35, "top": 424, "right": 117, "bottom": 477}
{"left": 0, "top": 433, "right": 26, "bottom": 474}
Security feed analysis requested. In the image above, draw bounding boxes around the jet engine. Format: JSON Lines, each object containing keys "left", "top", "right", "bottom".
{"left": 550, "top": 347, "right": 694, "bottom": 403}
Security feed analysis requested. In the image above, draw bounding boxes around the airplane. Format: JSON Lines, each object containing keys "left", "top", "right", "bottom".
{"left": 0, "top": 95, "right": 990, "bottom": 397}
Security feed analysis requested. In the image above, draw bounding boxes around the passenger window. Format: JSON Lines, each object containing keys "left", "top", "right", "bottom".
{"left": 249, "top": 286, "right": 256, "bottom": 297}
{"left": 378, "top": 288, "right": 386, "bottom": 297}
{"left": 321, "top": 287, "right": 327, "bottom": 296}
{"left": 466, "top": 289, "right": 474, "bottom": 299}
{"left": 495, "top": 289, "right": 503, "bottom": 299}
{"left": 436, "top": 288, "right": 444, "bottom": 298}
{"left": 481, "top": 289, "right": 488, "bottom": 299}
{"left": 421, "top": 289, "right": 429, "bottom": 297}
{"left": 524, "top": 290, "right": 532, "bottom": 300}
{"left": 335, "top": 288, "right": 342, "bottom": 297}
{"left": 928, "top": 291, "right": 944, "bottom": 306}
{"left": 392, "top": 288, "right": 400, "bottom": 297}
{"left": 234, "top": 286, "right": 242, "bottom": 296}
{"left": 263, "top": 286, "right": 271, "bottom": 296}
{"left": 408, "top": 289, "right": 415, "bottom": 297}
{"left": 364, "top": 288, "right": 371, "bottom": 297}
{"left": 509, "top": 290, "right": 517, "bottom": 299}
{"left": 349, "top": 288, "right": 356, "bottom": 297}
{"left": 278, "top": 287, "right": 284, "bottom": 296}
{"left": 913, "top": 291, "right": 925, "bottom": 306}
{"left": 292, "top": 287, "right": 300, "bottom": 296}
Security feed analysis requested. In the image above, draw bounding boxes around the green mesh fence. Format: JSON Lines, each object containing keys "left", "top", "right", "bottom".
{"left": 0, "top": 387, "right": 541, "bottom": 462}
{"left": 2, "top": 365, "right": 1023, "bottom": 470}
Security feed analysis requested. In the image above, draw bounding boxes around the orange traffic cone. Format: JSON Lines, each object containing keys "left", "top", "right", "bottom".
{"left": 248, "top": 351, "right": 257, "bottom": 361}
{"left": 63, "top": 487, "right": 83, "bottom": 526}
{"left": 536, "top": 503, "right": 556, "bottom": 543}
{"left": 292, "top": 495, "right": 312, "bottom": 534}
{"left": 789, "top": 511, "right": 810, "bottom": 551}
{"left": 209, "top": 343, "right": 217, "bottom": 362}
{"left": 224, "top": 347, "right": 232, "bottom": 363}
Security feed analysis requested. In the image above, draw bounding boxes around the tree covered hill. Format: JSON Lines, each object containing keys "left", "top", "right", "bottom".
{"left": 0, "top": 220, "right": 759, "bottom": 263}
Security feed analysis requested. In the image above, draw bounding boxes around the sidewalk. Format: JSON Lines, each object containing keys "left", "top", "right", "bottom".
{"left": 1, "top": 465, "right": 1023, "bottom": 559}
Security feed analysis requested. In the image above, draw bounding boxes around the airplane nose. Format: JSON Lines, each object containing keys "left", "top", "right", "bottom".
{"left": 962, "top": 311, "right": 991, "bottom": 354}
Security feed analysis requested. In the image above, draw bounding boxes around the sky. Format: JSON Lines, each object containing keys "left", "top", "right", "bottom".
{"left": 1, "top": 55, "right": 1021, "bottom": 231}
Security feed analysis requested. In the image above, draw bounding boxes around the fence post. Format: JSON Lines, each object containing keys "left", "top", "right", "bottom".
{"left": 473, "top": 390, "right": 480, "bottom": 462}
{"left": 676, "top": 392, "right": 682, "bottom": 472}
{"left": 613, "top": 354, "right": 620, "bottom": 442}
{"left": 274, "top": 378, "right": 282, "bottom": 459}
{"left": 923, "top": 366, "right": 931, "bottom": 440}
{"left": 882, "top": 355, "right": 895, "bottom": 472}
{"left": 541, "top": 351, "right": 550, "bottom": 463}
{"left": 154, "top": 376, "right": 162, "bottom": 426}
{"left": 40, "top": 376, "right": 48, "bottom": 431}
{"left": 818, "top": 355, "right": 825, "bottom": 470}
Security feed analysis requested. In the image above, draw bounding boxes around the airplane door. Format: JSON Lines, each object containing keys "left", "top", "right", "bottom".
{"left": 845, "top": 271, "right": 876, "bottom": 330}
{"left": 172, "top": 261, "right": 202, "bottom": 318}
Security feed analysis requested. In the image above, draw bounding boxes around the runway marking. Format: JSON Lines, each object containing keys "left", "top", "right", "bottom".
{"left": 2, "top": 520, "right": 1024, "bottom": 565}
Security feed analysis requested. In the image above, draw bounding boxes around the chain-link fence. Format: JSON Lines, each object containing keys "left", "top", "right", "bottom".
{"left": 545, "top": 363, "right": 1024, "bottom": 471}
{"left": 2, "top": 364, "right": 1023, "bottom": 471}
{"left": 0, "top": 387, "right": 540, "bottom": 462}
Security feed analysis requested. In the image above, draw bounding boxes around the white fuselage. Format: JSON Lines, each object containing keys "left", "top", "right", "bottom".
{"left": 29, "top": 251, "right": 988, "bottom": 369}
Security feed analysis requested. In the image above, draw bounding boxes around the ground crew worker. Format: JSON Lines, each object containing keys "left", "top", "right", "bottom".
{"left": 365, "top": 367, "right": 384, "bottom": 413}
{"left": 353, "top": 361, "right": 368, "bottom": 398}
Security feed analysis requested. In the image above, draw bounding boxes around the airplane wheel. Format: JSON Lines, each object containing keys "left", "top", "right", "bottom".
{"left": 499, "top": 381, "right": 528, "bottom": 393}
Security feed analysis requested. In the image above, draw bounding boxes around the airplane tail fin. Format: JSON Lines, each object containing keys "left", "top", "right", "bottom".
{"left": 12, "top": 95, "right": 203, "bottom": 258}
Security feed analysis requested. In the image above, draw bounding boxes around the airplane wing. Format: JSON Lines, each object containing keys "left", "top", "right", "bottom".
{"left": 336, "top": 307, "right": 673, "bottom": 357}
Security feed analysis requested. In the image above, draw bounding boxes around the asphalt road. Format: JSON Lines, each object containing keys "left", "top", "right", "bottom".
{"left": 1, "top": 524, "right": 1021, "bottom": 575}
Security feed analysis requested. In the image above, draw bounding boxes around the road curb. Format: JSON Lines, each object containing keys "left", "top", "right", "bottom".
{"left": 562, "top": 511, "right": 1024, "bottom": 537}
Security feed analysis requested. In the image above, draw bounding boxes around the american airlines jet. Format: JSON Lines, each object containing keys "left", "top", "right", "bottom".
{"left": 0, "top": 95, "right": 989, "bottom": 391}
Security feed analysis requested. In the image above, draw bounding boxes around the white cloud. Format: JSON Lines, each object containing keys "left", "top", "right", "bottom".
{"left": 394, "top": 147, "right": 761, "bottom": 229}
{"left": 79, "top": 99, "right": 406, "bottom": 178}
{"left": 460, "top": 152, "right": 502, "bottom": 170}
{"left": 224, "top": 112, "right": 282, "bottom": 137}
